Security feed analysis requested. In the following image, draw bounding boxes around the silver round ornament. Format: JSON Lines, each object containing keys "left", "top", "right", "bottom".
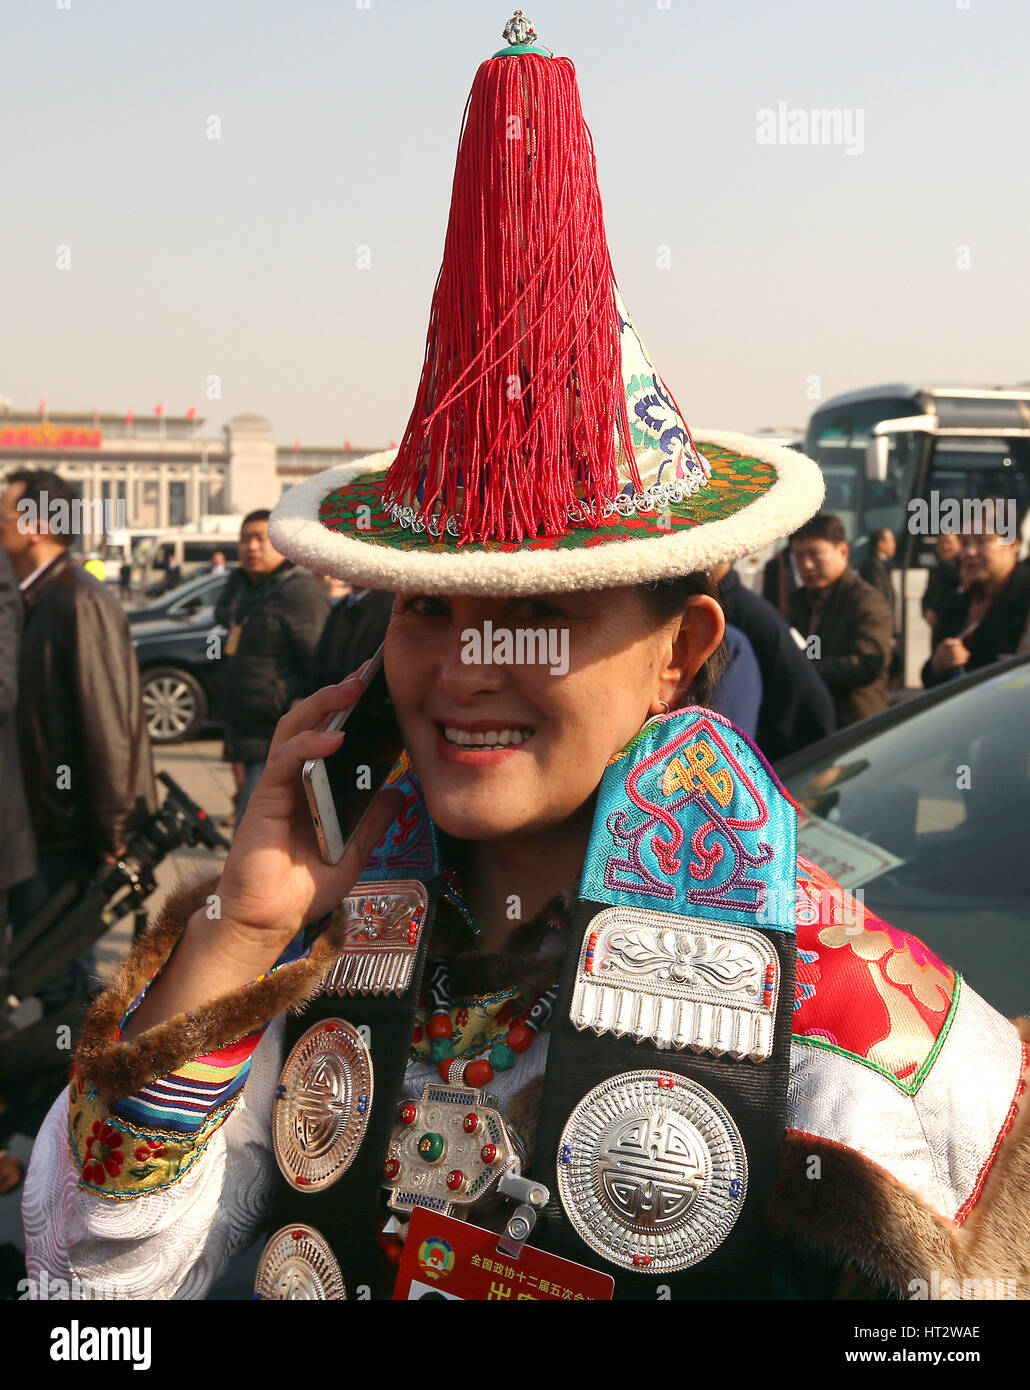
{"left": 556, "top": 1069, "right": 747, "bottom": 1274}
{"left": 254, "top": 1223, "right": 347, "bottom": 1300}
{"left": 273, "top": 1018, "right": 373, "bottom": 1191}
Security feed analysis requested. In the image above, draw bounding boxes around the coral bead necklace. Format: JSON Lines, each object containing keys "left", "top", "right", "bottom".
{"left": 419, "top": 958, "right": 559, "bottom": 1088}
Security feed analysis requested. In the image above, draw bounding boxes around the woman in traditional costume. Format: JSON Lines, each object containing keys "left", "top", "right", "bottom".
{"left": 24, "top": 15, "right": 1030, "bottom": 1301}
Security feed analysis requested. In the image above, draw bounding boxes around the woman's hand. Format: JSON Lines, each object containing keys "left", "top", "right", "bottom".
{"left": 122, "top": 673, "right": 404, "bottom": 1036}
{"left": 215, "top": 674, "right": 404, "bottom": 955}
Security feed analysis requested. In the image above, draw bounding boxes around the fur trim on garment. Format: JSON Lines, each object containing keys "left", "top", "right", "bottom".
{"left": 75, "top": 875, "right": 340, "bottom": 1099}
{"left": 74, "top": 878, "right": 576, "bottom": 1100}
{"left": 770, "top": 1017, "right": 1030, "bottom": 1301}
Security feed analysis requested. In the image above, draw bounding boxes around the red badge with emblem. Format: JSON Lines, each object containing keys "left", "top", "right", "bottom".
{"left": 392, "top": 1208, "right": 614, "bottom": 1301}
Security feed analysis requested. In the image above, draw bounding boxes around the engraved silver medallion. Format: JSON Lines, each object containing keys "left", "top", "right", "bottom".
{"left": 557, "top": 1070, "right": 747, "bottom": 1273}
{"left": 571, "top": 907, "right": 778, "bottom": 1061}
{"left": 320, "top": 880, "right": 429, "bottom": 996}
{"left": 254, "top": 1223, "right": 346, "bottom": 1300}
{"left": 273, "top": 1018, "right": 373, "bottom": 1191}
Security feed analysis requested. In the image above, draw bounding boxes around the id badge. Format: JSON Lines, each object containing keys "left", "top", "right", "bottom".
{"left": 224, "top": 623, "right": 242, "bottom": 656}
{"left": 392, "top": 1208, "right": 614, "bottom": 1301}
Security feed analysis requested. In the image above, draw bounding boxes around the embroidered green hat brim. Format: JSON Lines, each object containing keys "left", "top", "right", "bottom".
{"left": 269, "top": 430, "right": 824, "bottom": 596}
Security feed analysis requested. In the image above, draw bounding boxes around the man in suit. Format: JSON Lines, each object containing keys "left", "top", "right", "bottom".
{"left": 308, "top": 587, "right": 394, "bottom": 692}
{"left": 859, "top": 528, "right": 896, "bottom": 612}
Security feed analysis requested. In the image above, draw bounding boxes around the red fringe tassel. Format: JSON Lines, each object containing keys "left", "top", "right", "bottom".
{"left": 383, "top": 54, "right": 640, "bottom": 544}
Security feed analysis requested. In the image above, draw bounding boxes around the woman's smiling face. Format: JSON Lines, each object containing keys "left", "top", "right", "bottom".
{"left": 384, "top": 586, "right": 723, "bottom": 842}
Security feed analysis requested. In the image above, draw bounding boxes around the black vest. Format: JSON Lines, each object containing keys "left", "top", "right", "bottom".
{"left": 260, "top": 710, "right": 798, "bottom": 1299}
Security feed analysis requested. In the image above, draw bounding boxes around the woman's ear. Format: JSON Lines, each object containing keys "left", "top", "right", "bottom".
{"left": 652, "top": 594, "right": 725, "bottom": 710}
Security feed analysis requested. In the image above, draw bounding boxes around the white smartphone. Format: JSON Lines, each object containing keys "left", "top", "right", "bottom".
{"left": 301, "top": 644, "right": 404, "bottom": 864}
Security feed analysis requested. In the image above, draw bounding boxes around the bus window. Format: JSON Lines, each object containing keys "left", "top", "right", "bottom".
{"left": 916, "top": 438, "right": 1030, "bottom": 562}
{"left": 864, "top": 431, "right": 920, "bottom": 540}
{"left": 804, "top": 396, "right": 923, "bottom": 543}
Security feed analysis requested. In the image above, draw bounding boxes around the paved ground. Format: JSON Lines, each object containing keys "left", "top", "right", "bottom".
{"left": 0, "top": 736, "right": 237, "bottom": 1269}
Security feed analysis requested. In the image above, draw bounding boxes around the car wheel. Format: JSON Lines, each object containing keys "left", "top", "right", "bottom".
{"left": 141, "top": 665, "right": 209, "bottom": 743}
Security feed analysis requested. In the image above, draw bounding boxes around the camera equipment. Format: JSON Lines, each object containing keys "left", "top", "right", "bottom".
{"left": 0, "top": 772, "right": 229, "bottom": 1031}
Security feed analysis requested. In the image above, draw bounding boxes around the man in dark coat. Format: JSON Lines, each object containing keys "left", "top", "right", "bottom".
{"left": 0, "top": 548, "right": 36, "bottom": 922}
{"left": 0, "top": 468, "right": 156, "bottom": 1008}
{"left": 308, "top": 587, "right": 393, "bottom": 693}
{"left": 215, "top": 509, "right": 330, "bottom": 824}
{"left": 787, "top": 513, "right": 894, "bottom": 727}
{"left": 859, "top": 528, "right": 896, "bottom": 612}
{"left": 922, "top": 511, "right": 1030, "bottom": 687}
{"left": 711, "top": 563, "right": 836, "bottom": 760}
{"left": 860, "top": 528, "right": 901, "bottom": 684}
{"left": 921, "top": 532, "right": 962, "bottom": 630}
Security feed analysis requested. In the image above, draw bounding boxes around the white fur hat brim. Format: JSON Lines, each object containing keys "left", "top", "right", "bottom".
{"left": 269, "top": 431, "right": 824, "bottom": 596}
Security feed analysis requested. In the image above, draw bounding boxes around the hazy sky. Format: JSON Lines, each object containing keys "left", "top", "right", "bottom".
{"left": 3, "top": 0, "right": 1027, "bottom": 448}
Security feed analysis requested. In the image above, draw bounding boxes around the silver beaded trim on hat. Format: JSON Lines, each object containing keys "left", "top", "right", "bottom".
{"left": 383, "top": 471, "right": 710, "bottom": 540}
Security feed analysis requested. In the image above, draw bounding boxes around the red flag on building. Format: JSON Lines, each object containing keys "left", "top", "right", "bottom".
{"left": 344, "top": 438, "right": 352, "bottom": 451}
{"left": 292, "top": 438, "right": 300, "bottom": 453}
{"left": 185, "top": 405, "right": 197, "bottom": 419}
{"left": 39, "top": 398, "right": 47, "bottom": 418}
{"left": 154, "top": 403, "right": 164, "bottom": 417}
{"left": 125, "top": 409, "right": 135, "bottom": 426}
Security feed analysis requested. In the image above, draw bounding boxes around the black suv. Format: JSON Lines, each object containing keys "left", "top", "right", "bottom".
{"left": 130, "top": 571, "right": 230, "bottom": 743}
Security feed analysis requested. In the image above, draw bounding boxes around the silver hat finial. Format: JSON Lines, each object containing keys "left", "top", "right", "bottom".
{"left": 503, "top": 11, "right": 537, "bottom": 46}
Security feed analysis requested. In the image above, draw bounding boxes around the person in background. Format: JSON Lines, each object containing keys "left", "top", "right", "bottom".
{"left": 164, "top": 555, "right": 182, "bottom": 593}
{"left": 860, "top": 528, "right": 901, "bottom": 685}
{"left": 215, "top": 510, "right": 330, "bottom": 826}
{"left": 787, "top": 513, "right": 893, "bottom": 727}
{"left": 922, "top": 531, "right": 962, "bottom": 630}
{"left": 0, "top": 548, "right": 37, "bottom": 1195}
{"left": 307, "top": 586, "right": 393, "bottom": 694}
{"left": 711, "top": 562, "right": 836, "bottom": 760}
{"left": 706, "top": 622, "right": 761, "bottom": 739}
{"left": 859, "top": 528, "right": 896, "bottom": 611}
{"left": 922, "top": 504, "right": 1030, "bottom": 687}
{"left": 0, "top": 547, "right": 37, "bottom": 929}
{"left": 208, "top": 550, "right": 228, "bottom": 577}
{"left": 0, "top": 468, "right": 155, "bottom": 1010}
{"left": 761, "top": 544, "right": 800, "bottom": 617}
{"left": 82, "top": 551, "right": 106, "bottom": 583}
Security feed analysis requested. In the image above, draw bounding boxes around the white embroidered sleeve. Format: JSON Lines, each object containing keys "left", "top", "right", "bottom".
{"left": 22, "top": 1017, "right": 285, "bottom": 1301}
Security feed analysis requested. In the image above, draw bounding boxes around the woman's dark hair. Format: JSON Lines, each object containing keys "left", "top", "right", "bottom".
{"left": 635, "top": 573, "right": 727, "bottom": 709}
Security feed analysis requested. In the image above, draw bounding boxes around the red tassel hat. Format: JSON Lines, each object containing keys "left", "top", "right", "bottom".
{"left": 271, "top": 12, "right": 823, "bottom": 596}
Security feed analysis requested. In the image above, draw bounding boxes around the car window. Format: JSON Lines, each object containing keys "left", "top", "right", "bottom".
{"left": 167, "top": 575, "right": 228, "bottom": 617}
{"left": 780, "top": 661, "right": 1030, "bottom": 1017}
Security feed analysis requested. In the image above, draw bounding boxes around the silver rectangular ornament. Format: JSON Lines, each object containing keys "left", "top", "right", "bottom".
{"left": 571, "top": 905, "right": 778, "bottom": 1061}
{"left": 319, "top": 879, "right": 429, "bottom": 997}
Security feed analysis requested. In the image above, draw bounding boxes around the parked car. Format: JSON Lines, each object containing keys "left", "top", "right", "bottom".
{"left": 131, "top": 573, "right": 231, "bottom": 743}
{"left": 127, "top": 569, "right": 231, "bottom": 626}
{"left": 776, "top": 653, "right": 1030, "bottom": 1020}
